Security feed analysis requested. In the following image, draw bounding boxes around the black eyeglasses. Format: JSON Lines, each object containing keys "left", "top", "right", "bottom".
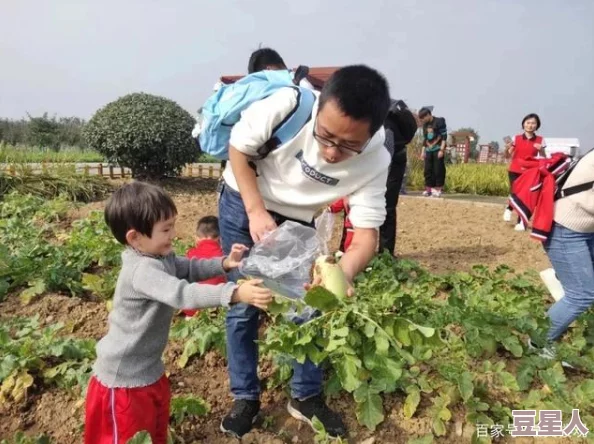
{"left": 312, "top": 120, "right": 369, "bottom": 156}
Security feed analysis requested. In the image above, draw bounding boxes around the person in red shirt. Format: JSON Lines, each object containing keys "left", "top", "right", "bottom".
{"left": 503, "top": 113, "right": 547, "bottom": 231}
{"left": 328, "top": 197, "right": 353, "bottom": 253}
{"left": 182, "top": 216, "right": 227, "bottom": 318}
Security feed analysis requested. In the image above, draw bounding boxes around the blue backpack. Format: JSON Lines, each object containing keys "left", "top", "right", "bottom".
{"left": 197, "top": 70, "right": 316, "bottom": 160}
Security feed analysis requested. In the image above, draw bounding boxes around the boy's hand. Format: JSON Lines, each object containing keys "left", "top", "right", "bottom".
{"left": 223, "top": 244, "right": 249, "bottom": 271}
{"left": 232, "top": 279, "right": 272, "bottom": 310}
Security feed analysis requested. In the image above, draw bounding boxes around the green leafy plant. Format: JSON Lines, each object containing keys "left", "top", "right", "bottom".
{"left": 170, "top": 395, "right": 210, "bottom": 425}
{"left": 261, "top": 254, "right": 594, "bottom": 438}
{"left": 0, "top": 316, "right": 96, "bottom": 405}
{"left": 0, "top": 432, "right": 52, "bottom": 444}
{"left": 0, "top": 195, "right": 121, "bottom": 300}
{"left": 169, "top": 309, "right": 226, "bottom": 367}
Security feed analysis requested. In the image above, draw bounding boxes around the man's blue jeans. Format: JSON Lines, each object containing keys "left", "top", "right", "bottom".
{"left": 218, "top": 183, "right": 323, "bottom": 400}
{"left": 544, "top": 223, "right": 594, "bottom": 341}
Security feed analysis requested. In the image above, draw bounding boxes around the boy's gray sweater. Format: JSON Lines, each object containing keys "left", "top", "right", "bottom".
{"left": 93, "top": 248, "right": 236, "bottom": 388}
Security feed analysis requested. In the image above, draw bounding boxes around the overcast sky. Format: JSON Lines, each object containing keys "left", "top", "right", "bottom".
{"left": 1, "top": 0, "right": 592, "bottom": 149}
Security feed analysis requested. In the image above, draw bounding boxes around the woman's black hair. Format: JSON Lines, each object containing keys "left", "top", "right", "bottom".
{"left": 522, "top": 113, "right": 541, "bottom": 131}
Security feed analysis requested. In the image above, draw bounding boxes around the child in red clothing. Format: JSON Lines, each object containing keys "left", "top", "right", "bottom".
{"left": 328, "top": 197, "right": 353, "bottom": 252}
{"left": 182, "top": 216, "right": 227, "bottom": 318}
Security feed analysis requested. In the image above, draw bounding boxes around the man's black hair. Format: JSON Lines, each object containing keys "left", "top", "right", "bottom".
{"left": 196, "top": 215, "right": 220, "bottom": 238}
{"left": 522, "top": 113, "right": 541, "bottom": 131}
{"left": 247, "top": 48, "right": 287, "bottom": 74}
{"left": 318, "top": 65, "right": 390, "bottom": 136}
{"left": 418, "top": 107, "right": 433, "bottom": 120}
{"left": 104, "top": 182, "right": 178, "bottom": 245}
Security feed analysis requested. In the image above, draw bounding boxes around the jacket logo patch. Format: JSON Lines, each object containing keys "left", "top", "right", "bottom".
{"left": 295, "top": 151, "right": 339, "bottom": 186}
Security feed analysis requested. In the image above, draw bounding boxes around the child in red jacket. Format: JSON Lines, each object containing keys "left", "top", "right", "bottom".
{"left": 328, "top": 197, "right": 353, "bottom": 253}
{"left": 182, "top": 216, "right": 227, "bottom": 318}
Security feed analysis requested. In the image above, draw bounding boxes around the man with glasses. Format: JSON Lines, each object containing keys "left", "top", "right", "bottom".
{"left": 217, "top": 65, "right": 391, "bottom": 439}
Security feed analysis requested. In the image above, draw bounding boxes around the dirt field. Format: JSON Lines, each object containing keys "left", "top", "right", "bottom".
{"left": 0, "top": 186, "right": 555, "bottom": 444}
{"left": 171, "top": 191, "right": 550, "bottom": 275}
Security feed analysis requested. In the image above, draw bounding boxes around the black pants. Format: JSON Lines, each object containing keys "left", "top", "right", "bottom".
{"left": 424, "top": 150, "right": 446, "bottom": 188}
{"left": 508, "top": 171, "right": 521, "bottom": 195}
{"left": 506, "top": 172, "right": 521, "bottom": 220}
{"left": 379, "top": 150, "right": 407, "bottom": 255}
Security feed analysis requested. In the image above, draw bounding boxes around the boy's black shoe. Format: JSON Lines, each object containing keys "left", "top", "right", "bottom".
{"left": 220, "top": 399, "right": 260, "bottom": 438}
{"left": 287, "top": 394, "right": 347, "bottom": 438}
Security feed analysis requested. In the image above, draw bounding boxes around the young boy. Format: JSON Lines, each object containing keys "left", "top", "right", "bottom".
{"left": 328, "top": 197, "right": 353, "bottom": 253}
{"left": 182, "top": 216, "right": 226, "bottom": 318}
{"left": 84, "top": 182, "right": 271, "bottom": 444}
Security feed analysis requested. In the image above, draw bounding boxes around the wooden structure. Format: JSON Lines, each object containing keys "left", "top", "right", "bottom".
{"left": 220, "top": 67, "right": 340, "bottom": 90}
{"left": 2, "top": 163, "right": 224, "bottom": 179}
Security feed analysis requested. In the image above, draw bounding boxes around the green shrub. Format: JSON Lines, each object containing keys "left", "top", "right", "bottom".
{"left": 84, "top": 93, "right": 197, "bottom": 179}
{"left": 408, "top": 162, "right": 509, "bottom": 196}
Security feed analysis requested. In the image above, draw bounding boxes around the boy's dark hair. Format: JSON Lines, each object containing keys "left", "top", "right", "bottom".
{"left": 104, "top": 182, "right": 178, "bottom": 245}
{"left": 319, "top": 65, "right": 390, "bottom": 136}
{"left": 247, "top": 48, "right": 287, "bottom": 74}
{"left": 522, "top": 113, "right": 541, "bottom": 131}
{"left": 196, "top": 215, "right": 220, "bottom": 238}
{"left": 418, "top": 107, "right": 432, "bottom": 119}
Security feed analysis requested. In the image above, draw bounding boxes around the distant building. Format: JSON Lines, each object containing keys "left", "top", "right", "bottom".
{"left": 449, "top": 131, "right": 472, "bottom": 163}
{"left": 478, "top": 144, "right": 499, "bottom": 163}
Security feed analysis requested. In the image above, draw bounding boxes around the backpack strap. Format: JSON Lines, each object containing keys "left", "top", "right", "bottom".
{"left": 254, "top": 86, "right": 316, "bottom": 159}
{"left": 554, "top": 147, "right": 594, "bottom": 199}
{"left": 556, "top": 181, "right": 594, "bottom": 199}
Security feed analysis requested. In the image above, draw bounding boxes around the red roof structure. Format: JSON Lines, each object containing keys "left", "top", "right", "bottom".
{"left": 220, "top": 67, "right": 340, "bottom": 90}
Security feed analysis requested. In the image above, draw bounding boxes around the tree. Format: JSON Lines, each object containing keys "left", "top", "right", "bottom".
{"left": 489, "top": 141, "right": 500, "bottom": 152}
{"left": 0, "top": 118, "right": 28, "bottom": 145}
{"left": 27, "top": 113, "right": 60, "bottom": 151}
{"left": 84, "top": 93, "right": 198, "bottom": 179}
{"left": 57, "top": 116, "right": 87, "bottom": 148}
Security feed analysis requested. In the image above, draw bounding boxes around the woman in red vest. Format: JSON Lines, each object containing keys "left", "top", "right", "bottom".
{"left": 503, "top": 113, "right": 546, "bottom": 231}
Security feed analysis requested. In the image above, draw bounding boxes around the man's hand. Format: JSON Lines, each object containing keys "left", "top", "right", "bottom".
{"left": 223, "top": 244, "right": 249, "bottom": 271}
{"left": 304, "top": 272, "right": 355, "bottom": 297}
{"left": 248, "top": 208, "right": 277, "bottom": 242}
{"left": 421, "top": 151, "right": 426, "bottom": 160}
{"left": 438, "top": 150, "right": 444, "bottom": 159}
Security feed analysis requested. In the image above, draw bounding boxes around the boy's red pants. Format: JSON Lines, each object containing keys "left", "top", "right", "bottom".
{"left": 84, "top": 375, "right": 170, "bottom": 444}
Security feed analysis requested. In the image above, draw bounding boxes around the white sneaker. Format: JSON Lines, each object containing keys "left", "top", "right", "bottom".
{"left": 514, "top": 221, "right": 526, "bottom": 231}
{"left": 431, "top": 188, "right": 442, "bottom": 198}
{"left": 503, "top": 208, "right": 512, "bottom": 222}
{"left": 422, "top": 190, "right": 431, "bottom": 197}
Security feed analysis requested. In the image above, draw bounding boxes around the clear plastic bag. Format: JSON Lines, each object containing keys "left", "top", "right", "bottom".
{"left": 314, "top": 208, "right": 335, "bottom": 255}
{"left": 239, "top": 221, "right": 320, "bottom": 299}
